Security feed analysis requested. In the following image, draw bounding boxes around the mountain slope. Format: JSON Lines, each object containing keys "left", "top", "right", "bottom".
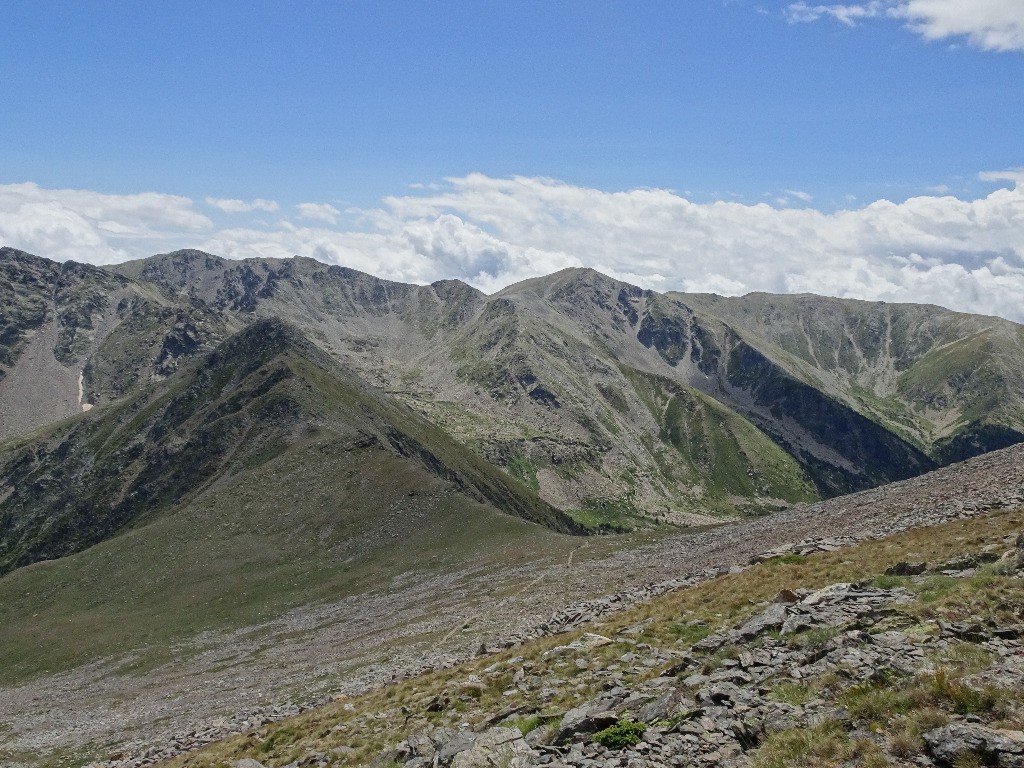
{"left": 0, "top": 247, "right": 235, "bottom": 441}
{"left": 3, "top": 248, "right": 1024, "bottom": 522}
{"left": 0, "top": 318, "right": 578, "bottom": 575}
{"left": 678, "top": 292, "right": 1024, "bottom": 463}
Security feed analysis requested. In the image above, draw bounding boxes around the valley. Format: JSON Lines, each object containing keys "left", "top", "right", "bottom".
{"left": 2, "top": 247, "right": 1024, "bottom": 767}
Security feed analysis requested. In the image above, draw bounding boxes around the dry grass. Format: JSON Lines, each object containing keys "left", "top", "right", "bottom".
{"left": 161, "top": 508, "right": 1023, "bottom": 768}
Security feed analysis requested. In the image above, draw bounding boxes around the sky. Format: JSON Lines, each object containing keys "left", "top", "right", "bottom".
{"left": 1, "top": 1, "right": 1023, "bottom": 319}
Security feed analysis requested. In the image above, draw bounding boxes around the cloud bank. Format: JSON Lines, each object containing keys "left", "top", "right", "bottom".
{"left": 787, "top": 0, "right": 1024, "bottom": 51}
{"left": 1, "top": 173, "right": 1023, "bottom": 321}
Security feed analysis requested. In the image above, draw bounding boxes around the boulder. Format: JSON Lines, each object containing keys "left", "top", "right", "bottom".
{"left": 449, "top": 728, "right": 533, "bottom": 768}
{"left": 884, "top": 561, "right": 927, "bottom": 576}
{"left": 923, "top": 724, "right": 1024, "bottom": 767}
{"left": 735, "top": 603, "right": 788, "bottom": 640}
{"left": 553, "top": 704, "right": 619, "bottom": 745}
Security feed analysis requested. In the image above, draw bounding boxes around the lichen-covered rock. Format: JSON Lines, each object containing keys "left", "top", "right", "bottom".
{"left": 553, "top": 703, "right": 620, "bottom": 745}
{"left": 923, "top": 724, "right": 1024, "bottom": 767}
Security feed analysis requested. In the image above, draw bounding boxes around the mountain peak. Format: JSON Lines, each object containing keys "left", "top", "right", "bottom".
{"left": 494, "top": 266, "right": 639, "bottom": 299}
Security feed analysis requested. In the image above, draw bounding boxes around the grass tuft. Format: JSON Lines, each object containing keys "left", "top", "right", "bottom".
{"left": 593, "top": 720, "right": 646, "bottom": 749}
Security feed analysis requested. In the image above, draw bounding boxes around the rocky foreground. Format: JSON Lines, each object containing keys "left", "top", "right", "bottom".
{"left": 379, "top": 546, "right": 1024, "bottom": 768}
{"left": 145, "top": 454, "right": 1024, "bottom": 768}
{"left": 5, "top": 445, "right": 1024, "bottom": 768}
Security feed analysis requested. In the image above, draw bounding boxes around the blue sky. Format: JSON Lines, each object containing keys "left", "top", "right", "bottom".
{"left": 3, "top": 1, "right": 1021, "bottom": 207}
{"left": 1, "top": 1, "right": 1023, "bottom": 320}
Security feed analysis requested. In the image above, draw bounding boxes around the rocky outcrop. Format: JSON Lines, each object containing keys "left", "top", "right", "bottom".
{"left": 923, "top": 724, "right": 1024, "bottom": 767}
{"left": 377, "top": 561, "right": 1023, "bottom": 768}
{"left": 70, "top": 444, "right": 1024, "bottom": 768}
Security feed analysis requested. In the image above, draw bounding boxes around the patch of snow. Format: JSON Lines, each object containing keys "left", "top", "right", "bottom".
{"left": 78, "top": 371, "right": 92, "bottom": 412}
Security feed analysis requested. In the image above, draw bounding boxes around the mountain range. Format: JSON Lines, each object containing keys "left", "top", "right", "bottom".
{"left": 3, "top": 245, "right": 1024, "bottom": 578}
{"left": 3, "top": 245, "right": 1024, "bottom": 766}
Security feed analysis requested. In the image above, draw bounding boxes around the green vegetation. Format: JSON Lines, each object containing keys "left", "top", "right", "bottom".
{"left": 507, "top": 456, "right": 540, "bottom": 491}
{"left": 764, "top": 553, "right": 808, "bottom": 566}
{"left": 507, "top": 715, "right": 545, "bottom": 737}
{"left": 593, "top": 720, "right": 646, "bottom": 749}
{"left": 752, "top": 720, "right": 890, "bottom": 768}
{"left": 620, "top": 364, "right": 819, "bottom": 513}
{"left": 564, "top": 499, "right": 653, "bottom": 533}
{"left": 0, "top": 320, "right": 582, "bottom": 577}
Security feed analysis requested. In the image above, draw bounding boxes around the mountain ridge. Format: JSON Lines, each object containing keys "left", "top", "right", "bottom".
{"left": 2, "top": 247, "right": 1023, "bottom": 524}
{"left": 0, "top": 315, "right": 578, "bottom": 574}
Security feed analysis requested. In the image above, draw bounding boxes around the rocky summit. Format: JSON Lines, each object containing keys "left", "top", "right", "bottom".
{"left": 4, "top": 247, "right": 1024, "bottom": 534}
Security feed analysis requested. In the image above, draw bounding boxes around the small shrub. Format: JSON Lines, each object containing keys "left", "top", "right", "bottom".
{"left": 670, "top": 621, "right": 712, "bottom": 645}
{"left": 593, "top": 720, "right": 646, "bottom": 749}
{"left": 259, "top": 726, "right": 298, "bottom": 753}
{"left": 909, "top": 707, "right": 949, "bottom": 732}
{"left": 752, "top": 721, "right": 854, "bottom": 768}
{"left": 916, "top": 575, "right": 959, "bottom": 603}
{"left": 915, "top": 669, "right": 1001, "bottom": 714}
{"left": 951, "top": 753, "right": 985, "bottom": 768}
{"left": 870, "top": 575, "right": 911, "bottom": 590}
{"left": 507, "top": 715, "right": 544, "bottom": 736}
{"left": 936, "top": 643, "right": 995, "bottom": 675}
{"left": 771, "top": 681, "right": 813, "bottom": 705}
{"left": 803, "top": 627, "right": 839, "bottom": 649}
{"left": 765, "top": 554, "right": 808, "bottom": 566}
{"left": 887, "top": 720, "right": 924, "bottom": 758}
{"left": 842, "top": 682, "right": 913, "bottom": 724}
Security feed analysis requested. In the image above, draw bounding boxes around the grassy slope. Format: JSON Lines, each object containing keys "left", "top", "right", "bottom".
{"left": 0, "top": 318, "right": 592, "bottom": 688}
{"left": 622, "top": 366, "right": 818, "bottom": 514}
{"left": 162, "top": 508, "right": 1024, "bottom": 768}
{"left": 0, "top": 435, "right": 577, "bottom": 687}
{"left": 0, "top": 319, "right": 578, "bottom": 574}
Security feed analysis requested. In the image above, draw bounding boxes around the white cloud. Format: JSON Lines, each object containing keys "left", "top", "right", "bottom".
{"left": 786, "top": 1, "right": 888, "bottom": 26}
{"left": 3, "top": 174, "right": 1024, "bottom": 321}
{"left": 205, "top": 197, "right": 280, "bottom": 213}
{"left": 895, "top": 0, "right": 1024, "bottom": 52}
{"left": 295, "top": 202, "right": 341, "bottom": 224}
{"left": 787, "top": 0, "right": 1024, "bottom": 51}
{"left": 980, "top": 167, "right": 1024, "bottom": 184}
{"left": 785, "top": 189, "right": 814, "bottom": 203}
{"left": 0, "top": 182, "right": 212, "bottom": 264}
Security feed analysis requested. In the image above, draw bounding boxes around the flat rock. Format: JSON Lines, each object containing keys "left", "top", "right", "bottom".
{"left": 735, "top": 603, "right": 788, "bottom": 640}
{"left": 923, "top": 723, "right": 1024, "bottom": 767}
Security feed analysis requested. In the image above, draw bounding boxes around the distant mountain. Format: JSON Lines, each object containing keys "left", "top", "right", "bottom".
{"left": 2, "top": 247, "right": 1023, "bottom": 539}
{"left": 0, "top": 316, "right": 576, "bottom": 575}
